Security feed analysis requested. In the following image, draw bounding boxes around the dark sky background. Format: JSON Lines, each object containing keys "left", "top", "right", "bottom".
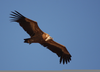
{"left": 0, "top": 0, "right": 100, "bottom": 70}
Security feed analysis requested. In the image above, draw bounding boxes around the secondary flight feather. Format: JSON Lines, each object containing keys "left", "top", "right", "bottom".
{"left": 10, "top": 10, "right": 72, "bottom": 64}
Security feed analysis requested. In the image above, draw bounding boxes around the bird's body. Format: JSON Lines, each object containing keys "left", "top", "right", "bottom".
{"left": 10, "top": 11, "right": 72, "bottom": 64}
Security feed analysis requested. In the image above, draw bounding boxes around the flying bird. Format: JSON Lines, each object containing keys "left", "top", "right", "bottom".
{"left": 10, "top": 10, "right": 72, "bottom": 64}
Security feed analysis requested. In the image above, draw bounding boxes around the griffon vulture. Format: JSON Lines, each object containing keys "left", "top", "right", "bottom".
{"left": 10, "top": 11, "right": 72, "bottom": 64}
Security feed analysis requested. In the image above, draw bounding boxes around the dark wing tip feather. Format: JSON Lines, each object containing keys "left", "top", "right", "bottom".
{"left": 60, "top": 56, "right": 63, "bottom": 64}
{"left": 10, "top": 10, "right": 25, "bottom": 22}
{"left": 40, "top": 43, "right": 72, "bottom": 64}
{"left": 60, "top": 53, "right": 71, "bottom": 64}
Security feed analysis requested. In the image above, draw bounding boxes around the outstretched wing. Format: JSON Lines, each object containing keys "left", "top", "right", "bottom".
{"left": 10, "top": 10, "right": 44, "bottom": 36}
{"left": 40, "top": 39, "right": 71, "bottom": 64}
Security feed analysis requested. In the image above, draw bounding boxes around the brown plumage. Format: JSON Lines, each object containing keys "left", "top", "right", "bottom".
{"left": 10, "top": 10, "right": 72, "bottom": 64}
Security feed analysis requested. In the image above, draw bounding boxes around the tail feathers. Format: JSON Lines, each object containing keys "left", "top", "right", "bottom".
{"left": 24, "top": 38, "right": 31, "bottom": 44}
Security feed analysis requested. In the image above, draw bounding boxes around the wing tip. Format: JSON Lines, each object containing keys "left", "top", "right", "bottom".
{"left": 10, "top": 10, "right": 24, "bottom": 22}
{"left": 60, "top": 54, "right": 72, "bottom": 64}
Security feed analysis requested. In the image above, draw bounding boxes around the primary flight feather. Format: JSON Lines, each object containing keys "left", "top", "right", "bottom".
{"left": 10, "top": 10, "right": 72, "bottom": 64}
